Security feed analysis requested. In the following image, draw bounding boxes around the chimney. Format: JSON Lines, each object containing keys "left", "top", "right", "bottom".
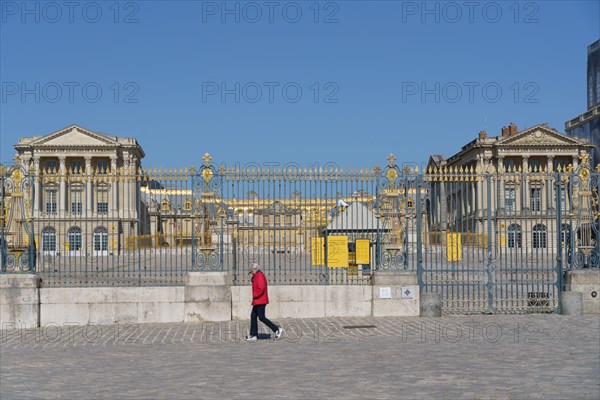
{"left": 509, "top": 122, "right": 518, "bottom": 135}
{"left": 479, "top": 130, "right": 487, "bottom": 139}
{"left": 501, "top": 126, "right": 509, "bottom": 136}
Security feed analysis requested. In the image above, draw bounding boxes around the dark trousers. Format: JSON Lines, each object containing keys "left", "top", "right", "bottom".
{"left": 250, "top": 304, "right": 278, "bottom": 337}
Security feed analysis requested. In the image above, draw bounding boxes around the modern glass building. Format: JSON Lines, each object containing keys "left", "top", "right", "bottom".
{"left": 566, "top": 39, "right": 600, "bottom": 167}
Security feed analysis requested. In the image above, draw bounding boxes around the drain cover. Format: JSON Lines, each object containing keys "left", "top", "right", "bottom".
{"left": 342, "top": 325, "right": 377, "bottom": 329}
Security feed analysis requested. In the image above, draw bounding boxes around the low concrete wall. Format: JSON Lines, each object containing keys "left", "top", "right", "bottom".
{"left": 231, "top": 285, "right": 372, "bottom": 320}
{"left": 372, "top": 272, "right": 420, "bottom": 317}
{"left": 40, "top": 286, "right": 185, "bottom": 325}
{"left": 565, "top": 270, "right": 600, "bottom": 315}
{"left": 39, "top": 272, "right": 232, "bottom": 325}
{"left": 3, "top": 271, "right": 420, "bottom": 327}
{"left": 0, "top": 274, "right": 40, "bottom": 329}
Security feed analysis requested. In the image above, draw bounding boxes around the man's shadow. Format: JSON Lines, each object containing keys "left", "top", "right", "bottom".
{"left": 257, "top": 333, "right": 273, "bottom": 340}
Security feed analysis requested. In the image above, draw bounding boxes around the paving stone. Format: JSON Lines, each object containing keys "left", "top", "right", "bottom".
{"left": 0, "top": 315, "right": 599, "bottom": 399}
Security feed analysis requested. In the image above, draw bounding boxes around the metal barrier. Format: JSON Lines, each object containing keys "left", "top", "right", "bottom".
{"left": 1, "top": 155, "right": 598, "bottom": 315}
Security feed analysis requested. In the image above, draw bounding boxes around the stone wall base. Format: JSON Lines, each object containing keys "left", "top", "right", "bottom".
{"left": 565, "top": 270, "right": 600, "bottom": 315}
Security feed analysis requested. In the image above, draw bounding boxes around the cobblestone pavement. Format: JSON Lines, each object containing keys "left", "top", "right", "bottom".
{"left": 1, "top": 315, "right": 599, "bottom": 399}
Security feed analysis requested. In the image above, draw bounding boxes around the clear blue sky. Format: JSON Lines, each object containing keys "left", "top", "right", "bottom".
{"left": 1, "top": 0, "right": 598, "bottom": 169}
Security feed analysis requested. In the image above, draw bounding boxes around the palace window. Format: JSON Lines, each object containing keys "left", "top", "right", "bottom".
{"left": 530, "top": 187, "right": 541, "bottom": 212}
{"left": 183, "top": 199, "right": 192, "bottom": 211}
{"left": 97, "top": 190, "right": 109, "bottom": 214}
{"left": 507, "top": 224, "right": 521, "bottom": 248}
{"left": 558, "top": 187, "right": 567, "bottom": 212}
{"left": 161, "top": 198, "right": 171, "bottom": 212}
{"left": 45, "top": 189, "right": 57, "bottom": 213}
{"left": 532, "top": 224, "right": 547, "bottom": 249}
{"left": 70, "top": 161, "right": 83, "bottom": 174}
{"left": 70, "top": 189, "right": 83, "bottom": 214}
{"left": 97, "top": 160, "right": 109, "bottom": 174}
{"left": 94, "top": 227, "right": 108, "bottom": 252}
{"left": 554, "top": 159, "right": 568, "bottom": 171}
{"left": 45, "top": 160, "right": 57, "bottom": 172}
{"left": 42, "top": 227, "right": 56, "bottom": 252}
{"left": 503, "top": 159, "right": 516, "bottom": 171}
{"left": 67, "top": 227, "right": 82, "bottom": 251}
{"left": 504, "top": 187, "right": 516, "bottom": 212}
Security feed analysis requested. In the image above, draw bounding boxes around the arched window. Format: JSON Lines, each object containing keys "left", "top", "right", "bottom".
{"left": 183, "top": 199, "right": 192, "bottom": 211}
{"left": 94, "top": 227, "right": 108, "bottom": 252}
{"left": 42, "top": 227, "right": 56, "bottom": 253}
{"left": 533, "top": 224, "right": 547, "bottom": 249}
{"left": 67, "top": 226, "right": 82, "bottom": 252}
{"left": 507, "top": 224, "right": 521, "bottom": 248}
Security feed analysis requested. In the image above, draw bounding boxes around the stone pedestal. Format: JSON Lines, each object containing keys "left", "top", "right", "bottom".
{"left": 420, "top": 293, "right": 442, "bottom": 317}
{"left": 564, "top": 270, "right": 600, "bottom": 315}
{"left": 371, "top": 272, "right": 419, "bottom": 317}
{"left": 0, "top": 274, "right": 40, "bottom": 329}
{"left": 560, "top": 291, "right": 583, "bottom": 316}
{"left": 184, "top": 272, "right": 232, "bottom": 322}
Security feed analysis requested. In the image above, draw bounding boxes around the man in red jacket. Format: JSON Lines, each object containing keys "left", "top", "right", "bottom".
{"left": 245, "top": 263, "right": 283, "bottom": 341}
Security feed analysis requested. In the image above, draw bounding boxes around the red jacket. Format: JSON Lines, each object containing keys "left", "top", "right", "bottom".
{"left": 251, "top": 270, "right": 269, "bottom": 305}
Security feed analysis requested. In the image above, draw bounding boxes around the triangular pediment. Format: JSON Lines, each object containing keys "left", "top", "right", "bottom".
{"left": 30, "top": 125, "right": 119, "bottom": 147}
{"left": 497, "top": 125, "right": 582, "bottom": 147}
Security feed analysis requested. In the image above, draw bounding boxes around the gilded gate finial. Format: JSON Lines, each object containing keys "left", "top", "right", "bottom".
{"left": 203, "top": 153, "right": 212, "bottom": 166}
{"left": 387, "top": 154, "right": 396, "bottom": 167}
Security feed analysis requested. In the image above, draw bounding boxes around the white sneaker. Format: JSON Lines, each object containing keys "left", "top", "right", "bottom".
{"left": 275, "top": 327, "right": 283, "bottom": 339}
{"left": 245, "top": 335, "right": 257, "bottom": 341}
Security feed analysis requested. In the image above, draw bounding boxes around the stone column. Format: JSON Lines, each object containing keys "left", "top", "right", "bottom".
{"left": 522, "top": 156, "right": 529, "bottom": 211}
{"left": 59, "top": 156, "right": 66, "bottom": 212}
{"left": 128, "top": 159, "right": 136, "bottom": 213}
{"left": 33, "top": 157, "right": 40, "bottom": 214}
{"left": 497, "top": 156, "right": 504, "bottom": 210}
{"left": 476, "top": 156, "right": 483, "bottom": 220}
{"left": 110, "top": 156, "right": 118, "bottom": 217}
{"left": 547, "top": 156, "right": 554, "bottom": 211}
{"left": 85, "top": 156, "right": 93, "bottom": 214}
{"left": 122, "top": 158, "right": 130, "bottom": 218}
